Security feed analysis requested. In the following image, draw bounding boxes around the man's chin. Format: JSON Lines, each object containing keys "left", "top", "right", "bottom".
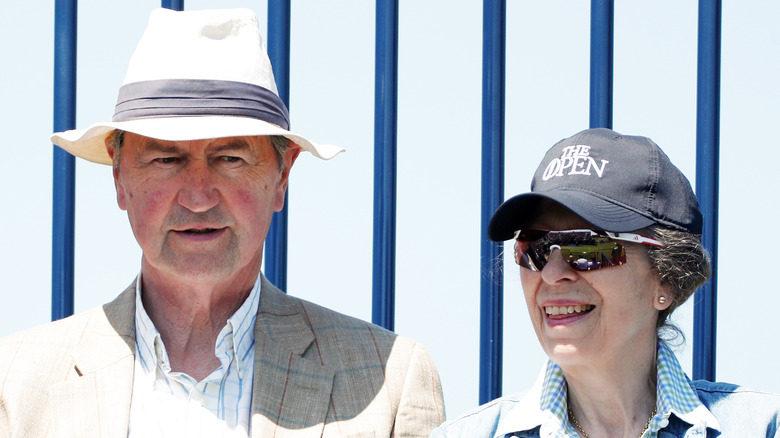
{"left": 148, "top": 253, "right": 238, "bottom": 280}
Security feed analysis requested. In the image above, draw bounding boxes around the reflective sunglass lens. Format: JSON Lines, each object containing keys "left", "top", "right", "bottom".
{"left": 557, "top": 244, "right": 625, "bottom": 270}
{"left": 513, "top": 230, "right": 627, "bottom": 272}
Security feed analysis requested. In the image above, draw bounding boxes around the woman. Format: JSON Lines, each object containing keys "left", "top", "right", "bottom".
{"left": 433, "top": 128, "right": 780, "bottom": 437}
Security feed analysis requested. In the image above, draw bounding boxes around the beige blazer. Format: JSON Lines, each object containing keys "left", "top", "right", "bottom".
{"left": 0, "top": 276, "right": 445, "bottom": 437}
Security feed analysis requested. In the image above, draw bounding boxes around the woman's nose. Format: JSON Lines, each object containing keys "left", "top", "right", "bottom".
{"left": 540, "top": 248, "right": 578, "bottom": 284}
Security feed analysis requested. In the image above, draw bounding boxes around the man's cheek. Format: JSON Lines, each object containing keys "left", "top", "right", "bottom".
{"left": 127, "top": 188, "right": 169, "bottom": 219}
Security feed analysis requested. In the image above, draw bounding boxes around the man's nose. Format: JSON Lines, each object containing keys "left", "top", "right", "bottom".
{"left": 177, "top": 161, "right": 220, "bottom": 212}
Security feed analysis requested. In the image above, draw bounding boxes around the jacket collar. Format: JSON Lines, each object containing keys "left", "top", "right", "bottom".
{"left": 49, "top": 283, "right": 137, "bottom": 437}
{"left": 494, "top": 369, "right": 549, "bottom": 437}
{"left": 48, "top": 275, "right": 338, "bottom": 438}
{"left": 249, "top": 275, "right": 335, "bottom": 437}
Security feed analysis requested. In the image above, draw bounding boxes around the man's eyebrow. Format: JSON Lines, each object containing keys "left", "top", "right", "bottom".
{"left": 211, "top": 139, "right": 252, "bottom": 153}
{"left": 142, "top": 139, "right": 181, "bottom": 154}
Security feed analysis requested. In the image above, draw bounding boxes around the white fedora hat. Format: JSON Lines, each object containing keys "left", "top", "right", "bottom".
{"left": 51, "top": 8, "right": 344, "bottom": 165}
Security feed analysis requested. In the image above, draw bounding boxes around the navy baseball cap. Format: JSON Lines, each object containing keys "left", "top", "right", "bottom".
{"left": 488, "top": 128, "right": 703, "bottom": 241}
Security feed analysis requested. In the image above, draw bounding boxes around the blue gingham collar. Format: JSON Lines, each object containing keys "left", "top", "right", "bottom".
{"left": 652, "top": 341, "right": 720, "bottom": 433}
{"left": 133, "top": 272, "right": 262, "bottom": 380}
{"left": 495, "top": 341, "right": 720, "bottom": 437}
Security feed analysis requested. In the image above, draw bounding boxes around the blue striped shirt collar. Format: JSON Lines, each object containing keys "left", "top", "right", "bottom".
{"left": 134, "top": 272, "right": 262, "bottom": 380}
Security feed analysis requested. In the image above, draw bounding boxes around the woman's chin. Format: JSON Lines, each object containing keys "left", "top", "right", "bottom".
{"left": 549, "top": 343, "right": 578, "bottom": 356}
{"left": 545, "top": 342, "right": 593, "bottom": 367}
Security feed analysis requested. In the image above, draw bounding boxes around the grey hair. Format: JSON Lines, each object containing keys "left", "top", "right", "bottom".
{"left": 106, "top": 129, "right": 289, "bottom": 170}
{"left": 268, "top": 135, "right": 289, "bottom": 171}
{"left": 645, "top": 226, "right": 712, "bottom": 344}
{"left": 106, "top": 129, "right": 126, "bottom": 166}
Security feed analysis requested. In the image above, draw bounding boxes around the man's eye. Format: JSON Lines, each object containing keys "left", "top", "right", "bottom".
{"left": 155, "top": 157, "right": 179, "bottom": 164}
{"left": 220, "top": 156, "right": 241, "bottom": 163}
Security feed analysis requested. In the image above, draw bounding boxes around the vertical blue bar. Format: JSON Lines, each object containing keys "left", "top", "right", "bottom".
{"left": 265, "top": 0, "right": 292, "bottom": 292}
{"left": 589, "top": 0, "right": 614, "bottom": 129}
{"left": 372, "top": 0, "right": 399, "bottom": 331}
{"left": 161, "top": 0, "right": 183, "bottom": 10}
{"left": 693, "top": 0, "right": 721, "bottom": 382}
{"left": 479, "top": 0, "right": 505, "bottom": 405}
{"left": 52, "top": 0, "right": 77, "bottom": 321}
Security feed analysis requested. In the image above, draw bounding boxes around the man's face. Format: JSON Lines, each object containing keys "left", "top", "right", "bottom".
{"left": 109, "top": 132, "right": 300, "bottom": 284}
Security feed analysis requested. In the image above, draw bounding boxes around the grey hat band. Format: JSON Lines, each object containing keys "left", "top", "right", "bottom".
{"left": 113, "top": 79, "right": 290, "bottom": 130}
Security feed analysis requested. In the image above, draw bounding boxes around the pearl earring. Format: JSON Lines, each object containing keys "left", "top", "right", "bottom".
{"left": 659, "top": 296, "right": 667, "bottom": 304}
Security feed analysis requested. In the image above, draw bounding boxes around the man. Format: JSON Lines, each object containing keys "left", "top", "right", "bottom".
{"left": 0, "top": 8, "right": 444, "bottom": 437}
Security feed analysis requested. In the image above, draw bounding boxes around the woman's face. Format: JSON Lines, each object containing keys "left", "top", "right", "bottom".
{"left": 520, "top": 203, "right": 669, "bottom": 370}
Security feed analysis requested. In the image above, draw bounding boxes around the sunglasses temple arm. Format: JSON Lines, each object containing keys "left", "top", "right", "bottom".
{"left": 606, "top": 231, "right": 664, "bottom": 247}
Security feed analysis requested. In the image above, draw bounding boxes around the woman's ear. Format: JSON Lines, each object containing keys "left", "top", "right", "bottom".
{"left": 653, "top": 288, "right": 672, "bottom": 311}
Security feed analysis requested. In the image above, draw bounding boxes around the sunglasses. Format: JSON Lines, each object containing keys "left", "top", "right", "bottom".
{"left": 513, "top": 229, "right": 664, "bottom": 272}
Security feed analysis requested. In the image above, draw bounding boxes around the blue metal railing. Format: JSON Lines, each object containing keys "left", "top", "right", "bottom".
{"left": 479, "top": 0, "right": 506, "bottom": 405}
{"left": 161, "top": 0, "right": 183, "bottom": 11}
{"left": 372, "top": 0, "right": 399, "bottom": 331}
{"left": 265, "top": 0, "right": 292, "bottom": 292}
{"left": 52, "top": 0, "right": 77, "bottom": 321}
{"left": 589, "top": 0, "right": 614, "bottom": 129}
{"left": 49, "top": 2, "right": 722, "bottom": 404}
{"left": 693, "top": 0, "right": 721, "bottom": 382}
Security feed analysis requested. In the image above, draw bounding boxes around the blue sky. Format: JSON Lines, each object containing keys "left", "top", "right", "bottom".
{"left": 1, "top": 1, "right": 778, "bottom": 419}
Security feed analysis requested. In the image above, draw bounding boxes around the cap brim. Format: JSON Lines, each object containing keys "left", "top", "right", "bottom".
{"left": 51, "top": 116, "right": 345, "bottom": 165}
{"left": 487, "top": 191, "right": 656, "bottom": 241}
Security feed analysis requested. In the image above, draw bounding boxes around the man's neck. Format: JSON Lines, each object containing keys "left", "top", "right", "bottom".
{"left": 139, "top": 263, "right": 258, "bottom": 381}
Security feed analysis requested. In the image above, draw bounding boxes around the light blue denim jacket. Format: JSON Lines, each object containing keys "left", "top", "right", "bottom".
{"left": 433, "top": 348, "right": 780, "bottom": 438}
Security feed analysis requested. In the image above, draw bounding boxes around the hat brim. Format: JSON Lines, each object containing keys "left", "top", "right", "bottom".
{"left": 487, "top": 191, "right": 656, "bottom": 241}
{"left": 51, "top": 115, "right": 344, "bottom": 165}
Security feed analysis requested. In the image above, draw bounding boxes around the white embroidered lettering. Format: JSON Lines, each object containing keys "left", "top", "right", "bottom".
{"left": 569, "top": 156, "right": 589, "bottom": 175}
{"left": 557, "top": 156, "right": 574, "bottom": 176}
{"left": 541, "top": 145, "right": 609, "bottom": 181}
{"left": 543, "top": 159, "right": 562, "bottom": 181}
{"left": 586, "top": 158, "right": 609, "bottom": 177}
{"left": 560, "top": 145, "right": 578, "bottom": 158}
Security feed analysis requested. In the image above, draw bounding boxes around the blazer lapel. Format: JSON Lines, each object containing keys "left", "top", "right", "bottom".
{"left": 251, "top": 277, "right": 335, "bottom": 438}
{"left": 49, "top": 285, "right": 137, "bottom": 438}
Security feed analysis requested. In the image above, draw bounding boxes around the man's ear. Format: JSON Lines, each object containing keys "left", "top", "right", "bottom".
{"left": 273, "top": 142, "right": 302, "bottom": 212}
{"left": 105, "top": 136, "right": 127, "bottom": 211}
